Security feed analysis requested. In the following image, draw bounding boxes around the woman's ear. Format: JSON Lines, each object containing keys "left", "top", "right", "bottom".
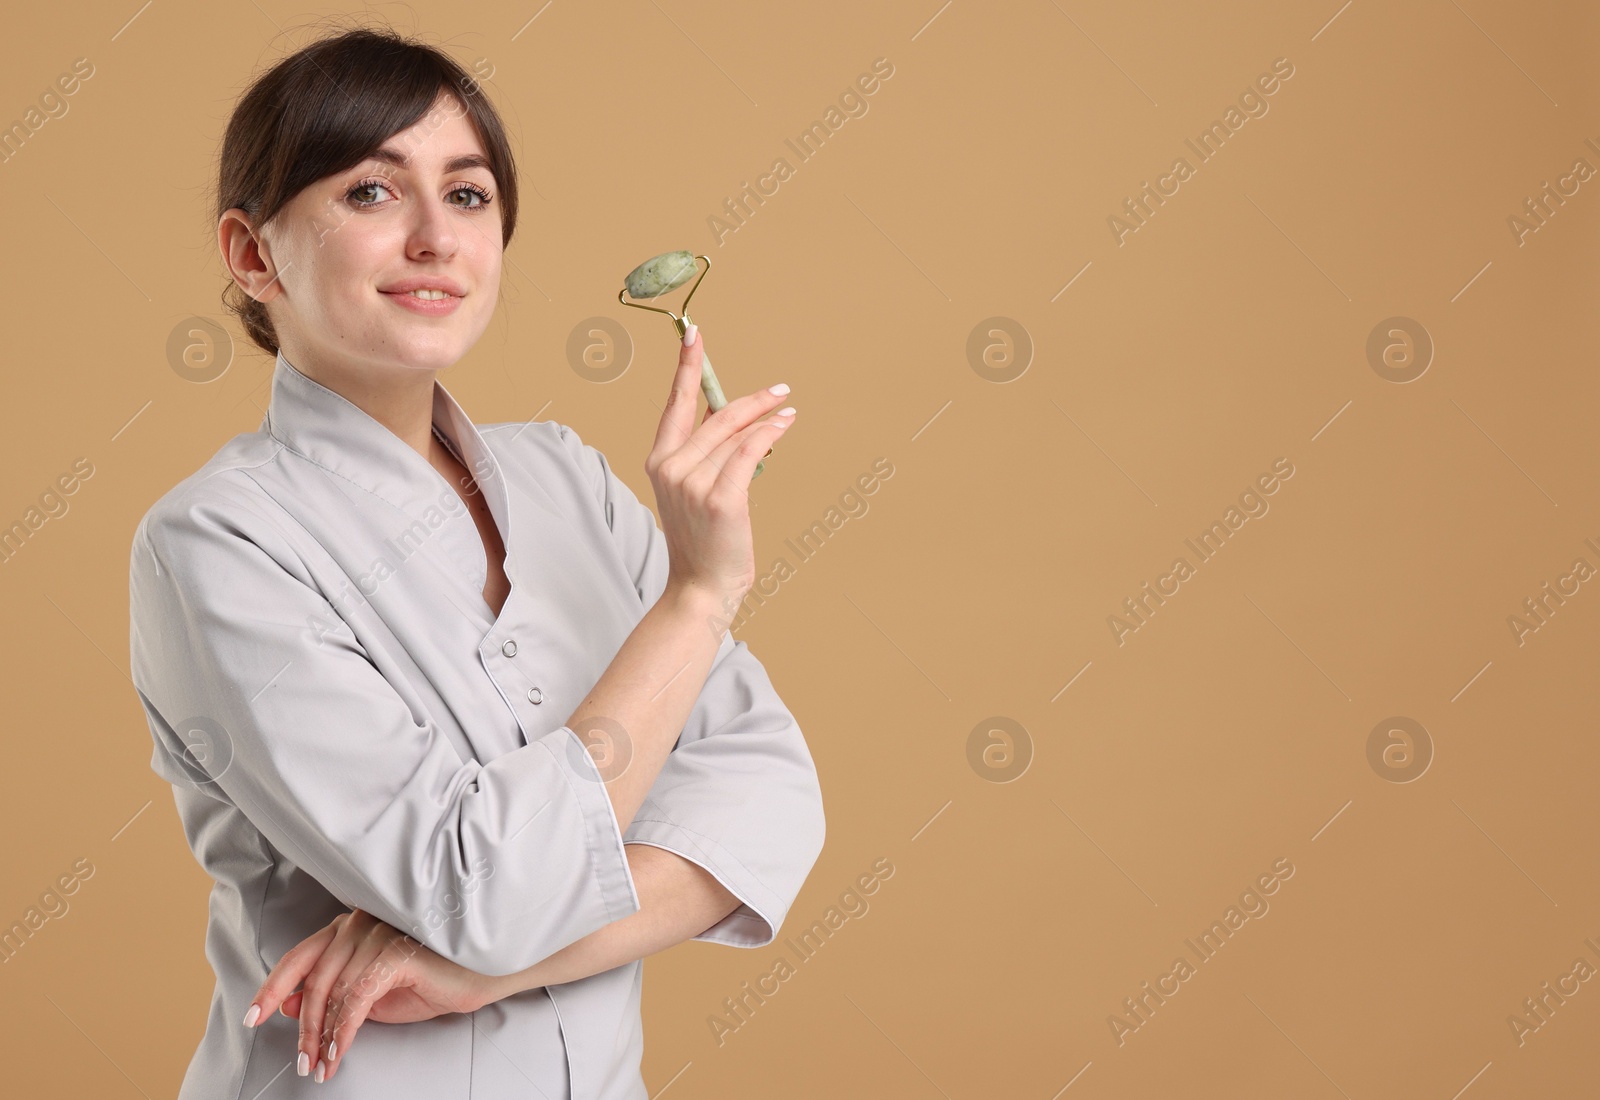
{"left": 218, "top": 209, "right": 285, "bottom": 304}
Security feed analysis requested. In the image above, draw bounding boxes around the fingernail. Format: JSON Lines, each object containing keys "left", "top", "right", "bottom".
{"left": 775, "top": 406, "right": 795, "bottom": 417}
{"left": 242, "top": 1003, "right": 261, "bottom": 1028}
{"left": 767, "top": 383, "right": 790, "bottom": 396}
{"left": 329, "top": 1041, "right": 338, "bottom": 1061}
{"left": 315, "top": 1061, "right": 326, "bottom": 1084}
{"left": 297, "top": 1051, "right": 310, "bottom": 1076}
{"left": 682, "top": 323, "right": 697, "bottom": 348}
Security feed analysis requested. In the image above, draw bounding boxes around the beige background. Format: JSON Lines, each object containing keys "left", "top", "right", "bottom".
{"left": 2, "top": 0, "right": 1598, "bottom": 1096}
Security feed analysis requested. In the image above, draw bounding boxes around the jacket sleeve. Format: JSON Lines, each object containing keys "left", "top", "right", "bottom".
{"left": 127, "top": 479, "right": 640, "bottom": 977}
{"left": 551, "top": 422, "right": 826, "bottom": 948}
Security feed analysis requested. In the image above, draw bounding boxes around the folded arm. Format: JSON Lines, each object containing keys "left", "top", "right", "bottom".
{"left": 482, "top": 842, "right": 739, "bottom": 999}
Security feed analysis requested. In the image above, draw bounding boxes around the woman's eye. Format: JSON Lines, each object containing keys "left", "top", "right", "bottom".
{"left": 449, "top": 185, "right": 492, "bottom": 209}
{"left": 347, "top": 179, "right": 395, "bottom": 207}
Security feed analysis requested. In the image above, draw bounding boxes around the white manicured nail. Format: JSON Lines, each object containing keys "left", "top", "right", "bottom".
{"left": 682, "top": 323, "right": 697, "bottom": 347}
{"left": 242, "top": 1003, "right": 261, "bottom": 1027}
{"left": 298, "top": 1051, "right": 310, "bottom": 1076}
{"left": 775, "top": 407, "right": 795, "bottom": 417}
{"left": 768, "top": 383, "right": 790, "bottom": 396}
{"left": 314, "top": 1061, "right": 326, "bottom": 1083}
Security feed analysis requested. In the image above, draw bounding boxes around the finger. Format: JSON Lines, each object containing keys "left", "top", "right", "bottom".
{"left": 326, "top": 937, "right": 424, "bottom": 1081}
{"left": 246, "top": 923, "right": 337, "bottom": 1029}
{"left": 688, "top": 381, "right": 792, "bottom": 465}
{"left": 653, "top": 325, "right": 707, "bottom": 459}
{"left": 320, "top": 933, "right": 394, "bottom": 1070}
{"left": 324, "top": 946, "right": 401, "bottom": 1081}
{"left": 298, "top": 929, "right": 361, "bottom": 1079}
{"left": 686, "top": 406, "right": 791, "bottom": 497}
{"left": 705, "top": 410, "right": 795, "bottom": 496}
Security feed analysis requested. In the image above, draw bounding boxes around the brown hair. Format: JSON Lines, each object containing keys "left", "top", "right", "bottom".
{"left": 213, "top": 23, "right": 519, "bottom": 355}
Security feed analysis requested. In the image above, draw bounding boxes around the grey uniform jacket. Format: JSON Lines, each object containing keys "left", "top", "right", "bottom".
{"left": 127, "top": 351, "right": 826, "bottom": 1099}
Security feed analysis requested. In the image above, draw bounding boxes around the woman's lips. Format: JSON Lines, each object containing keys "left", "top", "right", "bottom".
{"left": 381, "top": 289, "right": 463, "bottom": 316}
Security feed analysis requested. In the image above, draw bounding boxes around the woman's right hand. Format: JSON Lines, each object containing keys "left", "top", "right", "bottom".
{"left": 646, "top": 324, "right": 795, "bottom": 606}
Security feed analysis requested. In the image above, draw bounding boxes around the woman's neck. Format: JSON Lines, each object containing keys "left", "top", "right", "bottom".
{"left": 280, "top": 346, "right": 441, "bottom": 462}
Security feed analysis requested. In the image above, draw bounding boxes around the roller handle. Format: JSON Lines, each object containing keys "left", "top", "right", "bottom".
{"left": 699, "top": 349, "right": 766, "bottom": 479}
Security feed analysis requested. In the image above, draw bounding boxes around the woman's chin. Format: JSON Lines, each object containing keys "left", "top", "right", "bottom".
{"left": 372, "top": 326, "right": 476, "bottom": 371}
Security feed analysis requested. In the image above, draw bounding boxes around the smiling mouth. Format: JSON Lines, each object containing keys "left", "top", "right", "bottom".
{"left": 387, "top": 289, "right": 457, "bottom": 300}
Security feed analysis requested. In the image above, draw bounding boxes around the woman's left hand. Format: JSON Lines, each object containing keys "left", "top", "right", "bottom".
{"left": 243, "top": 908, "right": 503, "bottom": 1083}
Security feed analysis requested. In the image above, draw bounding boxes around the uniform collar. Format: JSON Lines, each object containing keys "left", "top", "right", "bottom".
{"left": 262, "top": 349, "right": 511, "bottom": 545}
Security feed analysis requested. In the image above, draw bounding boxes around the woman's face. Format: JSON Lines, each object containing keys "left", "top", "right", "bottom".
{"left": 229, "top": 90, "right": 503, "bottom": 378}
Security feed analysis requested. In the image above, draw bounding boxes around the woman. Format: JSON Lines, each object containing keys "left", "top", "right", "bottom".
{"left": 128, "top": 25, "right": 825, "bottom": 1099}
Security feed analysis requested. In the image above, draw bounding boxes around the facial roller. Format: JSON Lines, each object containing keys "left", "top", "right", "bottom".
{"left": 619, "top": 250, "right": 769, "bottom": 478}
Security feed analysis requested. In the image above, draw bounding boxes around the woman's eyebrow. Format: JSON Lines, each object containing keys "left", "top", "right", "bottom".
{"left": 367, "top": 147, "right": 492, "bottom": 174}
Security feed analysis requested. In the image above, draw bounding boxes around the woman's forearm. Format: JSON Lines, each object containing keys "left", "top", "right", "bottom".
{"left": 566, "top": 581, "right": 732, "bottom": 837}
{"left": 485, "top": 842, "right": 740, "bottom": 999}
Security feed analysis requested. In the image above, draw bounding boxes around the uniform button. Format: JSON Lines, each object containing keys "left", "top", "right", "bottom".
{"left": 501, "top": 639, "right": 518, "bottom": 657}
{"left": 527, "top": 686, "right": 544, "bottom": 705}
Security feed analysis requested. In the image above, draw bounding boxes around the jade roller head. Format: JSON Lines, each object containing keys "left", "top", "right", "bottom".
{"left": 619, "top": 250, "right": 768, "bottom": 478}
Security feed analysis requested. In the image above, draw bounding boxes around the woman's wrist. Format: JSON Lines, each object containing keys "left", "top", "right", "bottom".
{"left": 482, "top": 961, "right": 547, "bottom": 1002}
{"left": 661, "top": 578, "right": 745, "bottom": 638}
